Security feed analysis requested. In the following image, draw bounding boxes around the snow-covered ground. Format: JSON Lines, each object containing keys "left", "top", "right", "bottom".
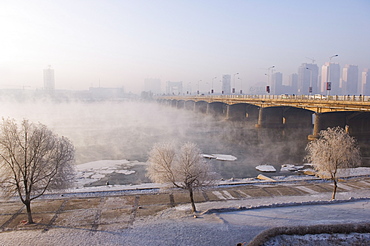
{"left": 9, "top": 160, "right": 362, "bottom": 245}
{"left": 0, "top": 185, "right": 369, "bottom": 245}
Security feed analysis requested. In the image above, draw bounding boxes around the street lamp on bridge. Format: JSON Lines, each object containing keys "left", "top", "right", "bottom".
{"left": 265, "top": 66, "right": 275, "bottom": 93}
{"left": 238, "top": 77, "right": 243, "bottom": 94}
{"left": 197, "top": 80, "right": 201, "bottom": 95}
{"left": 326, "top": 54, "right": 339, "bottom": 96}
{"left": 233, "top": 73, "right": 239, "bottom": 94}
{"left": 211, "top": 77, "right": 217, "bottom": 94}
{"left": 306, "top": 67, "right": 313, "bottom": 95}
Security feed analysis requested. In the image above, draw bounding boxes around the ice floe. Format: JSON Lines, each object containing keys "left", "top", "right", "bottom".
{"left": 256, "top": 164, "right": 277, "bottom": 172}
{"left": 202, "top": 154, "right": 237, "bottom": 161}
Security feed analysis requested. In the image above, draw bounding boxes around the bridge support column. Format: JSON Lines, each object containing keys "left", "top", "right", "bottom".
{"left": 255, "top": 107, "right": 265, "bottom": 128}
{"left": 255, "top": 107, "right": 284, "bottom": 128}
{"left": 308, "top": 113, "right": 322, "bottom": 140}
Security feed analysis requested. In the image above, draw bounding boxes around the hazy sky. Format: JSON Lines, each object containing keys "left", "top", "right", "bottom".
{"left": 1, "top": 0, "right": 370, "bottom": 93}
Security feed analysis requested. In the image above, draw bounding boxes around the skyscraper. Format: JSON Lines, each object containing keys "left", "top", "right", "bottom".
{"left": 288, "top": 73, "right": 298, "bottom": 94}
{"left": 272, "top": 72, "right": 283, "bottom": 94}
{"left": 166, "top": 81, "right": 183, "bottom": 95}
{"left": 321, "top": 62, "right": 340, "bottom": 95}
{"left": 222, "top": 74, "right": 231, "bottom": 94}
{"left": 43, "top": 65, "right": 55, "bottom": 91}
{"left": 362, "top": 69, "right": 370, "bottom": 96}
{"left": 298, "top": 63, "right": 319, "bottom": 95}
{"left": 342, "top": 65, "right": 359, "bottom": 95}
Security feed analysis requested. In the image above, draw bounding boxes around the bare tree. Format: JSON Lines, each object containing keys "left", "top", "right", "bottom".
{"left": 305, "top": 126, "right": 361, "bottom": 200}
{"left": 0, "top": 118, "right": 75, "bottom": 224}
{"left": 147, "top": 142, "right": 217, "bottom": 212}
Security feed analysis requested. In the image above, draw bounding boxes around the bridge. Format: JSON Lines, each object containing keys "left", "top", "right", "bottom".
{"left": 157, "top": 95, "right": 370, "bottom": 139}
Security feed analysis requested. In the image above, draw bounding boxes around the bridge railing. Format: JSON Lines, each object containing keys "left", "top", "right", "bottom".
{"left": 160, "top": 94, "right": 370, "bottom": 102}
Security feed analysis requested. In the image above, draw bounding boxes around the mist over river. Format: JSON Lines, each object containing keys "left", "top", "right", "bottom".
{"left": 1, "top": 99, "right": 314, "bottom": 185}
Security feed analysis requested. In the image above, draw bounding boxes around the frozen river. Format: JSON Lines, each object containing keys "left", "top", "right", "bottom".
{"left": 0, "top": 99, "right": 321, "bottom": 186}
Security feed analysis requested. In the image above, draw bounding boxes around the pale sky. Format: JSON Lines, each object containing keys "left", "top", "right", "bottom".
{"left": 1, "top": 0, "right": 370, "bottom": 93}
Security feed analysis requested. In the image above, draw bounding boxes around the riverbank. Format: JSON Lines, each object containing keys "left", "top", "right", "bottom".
{"left": 1, "top": 175, "right": 370, "bottom": 245}
{"left": 0, "top": 179, "right": 369, "bottom": 245}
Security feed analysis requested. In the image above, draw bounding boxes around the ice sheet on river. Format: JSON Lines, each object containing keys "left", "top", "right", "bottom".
{"left": 75, "top": 159, "right": 143, "bottom": 188}
{"left": 202, "top": 154, "right": 237, "bottom": 161}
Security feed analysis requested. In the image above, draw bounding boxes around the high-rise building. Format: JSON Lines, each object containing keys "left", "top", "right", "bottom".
{"left": 222, "top": 74, "right": 231, "bottom": 94}
{"left": 288, "top": 73, "right": 298, "bottom": 94}
{"left": 298, "top": 63, "right": 319, "bottom": 95}
{"left": 321, "top": 62, "right": 340, "bottom": 95}
{"left": 272, "top": 72, "right": 283, "bottom": 94}
{"left": 342, "top": 65, "right": 358, "bottom": 95}
{"left": 144, "top": 78, "right": 161, "bottom": 94}
{"left": 166, "top": 81, "right": 183, "bottom": 95}
{"left": 362, "top": 69, "right": 370, "bottom": 96}
{"left": 43, "top": 65, "right": 55, "bottom": 91}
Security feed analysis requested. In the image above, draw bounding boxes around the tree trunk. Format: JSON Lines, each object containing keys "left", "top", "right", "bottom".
{"left": 188, "top": 188, "right": 196, "bottom": 213}
{"left": 332, "top": 178, "right": 338, "bottom": 200}
{"left": 24, "top": 200, "right": 34, "bottom": 224}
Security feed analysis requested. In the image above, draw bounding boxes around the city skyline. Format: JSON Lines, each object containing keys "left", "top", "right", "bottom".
{"left": 1, "top": 0, "right": 370, "bottom": 93}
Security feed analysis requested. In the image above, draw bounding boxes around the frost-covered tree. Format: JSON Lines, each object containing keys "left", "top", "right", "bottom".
{"left": 0, "top": 118, "right": 75, "bottom": 224}
{"left": 305, "top": 127, "right": 361, "bottom": 200}
{"left": 147, "top": 142, "right": 217, "bottom": 212}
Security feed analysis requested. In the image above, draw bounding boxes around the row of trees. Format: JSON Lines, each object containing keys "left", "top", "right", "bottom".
{"left": 146, "top": 126, "right": 362, "bottom": 208}
{"left": 0, "top": 117, "right": 362, "bottom": 224}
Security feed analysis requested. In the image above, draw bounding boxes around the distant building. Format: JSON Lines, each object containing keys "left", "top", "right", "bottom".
{"left": 43, "top": 65, "right": 55, "bottom": 92}
{"left": 272, "top": 72, "right": 283, "bottom": 94}
{"left": 144, "top": 78, "right": 161, "bottom": 94}
{"left": 166, "top": 81, "right": 183, "bottom": 95}
{"left": 321, "top": 62, "right": 341, "bottom": 95}
{"left": 342, "top": 65, "right": 359, "bottom": 95}
{"left": 298, "top": 63, "right": 319, "bottom": 95}
{"left": 222, "top": 75, "right": 231, "bottom": 94}
{"left": 288, "top": 73, "right": 298, "bottom": 94}
{"left": 362, "top": 69, "right": 370, "bottom": 96}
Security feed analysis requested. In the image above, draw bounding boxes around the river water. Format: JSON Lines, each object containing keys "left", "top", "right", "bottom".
{"left": 2, "top": 99, "right": 362, "bottom": 186}
{"left": 0, "top": 101, "right": 370, "bottom": 185}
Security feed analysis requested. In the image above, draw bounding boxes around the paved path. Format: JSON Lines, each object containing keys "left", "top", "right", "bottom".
{"left": 0, "top": 176, "right": 369, "bottom": 233}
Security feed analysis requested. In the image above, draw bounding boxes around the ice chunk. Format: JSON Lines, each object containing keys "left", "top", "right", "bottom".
{"left": 256, "top": 164, "right": 276, "bottom": 172}
{"left": 212, "top": 154, "right": 237, "bottom": 161}
{"left": 202, "top": 154, "right": 216, "bottom": 159}
{"left": 202, "top": 154, "right": 237, "bottom": 161}
{"left": 280, "top": 164, "right": 298, "bottom": 172}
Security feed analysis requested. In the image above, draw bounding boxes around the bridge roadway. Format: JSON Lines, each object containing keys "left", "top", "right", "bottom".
{"left": 161, "top": 94, "right": 370, "bottom": 113}
{"left": 0, "top": 176, "right": 369, "bottom": 233}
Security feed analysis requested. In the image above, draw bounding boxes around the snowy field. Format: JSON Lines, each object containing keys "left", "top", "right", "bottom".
{"left": 0, "top": 185, "right": 369, "bottom": 245}
{"left": 0, "top": 158, "right": 370, "bottom": 245}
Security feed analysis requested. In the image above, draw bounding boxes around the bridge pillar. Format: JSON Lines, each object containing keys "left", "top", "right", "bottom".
{"left": 309, "top": 111, "right": 370, "bottom": 140}
{"left": 207, "top": 102, "right": 227, "bottom": 118}
{"left": 195, "top": 101, "right": 208, "bottom": 114}
{"left": 170, "top": 99, "right": 178, "bottom": 107}
{"left": 255, "top": 107, "right": 284, "bottom": 128}
{"left": 226, "top": 103, "right": 260, "bottom": 122}
{"left": 176, "top": 100, "right": 185, "bottom": 109}
{"left": 256, "top": 106, "right": 313, "bottom": 129}
{"left": 184, "top": 100, "right": 195, "bottom": 110}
